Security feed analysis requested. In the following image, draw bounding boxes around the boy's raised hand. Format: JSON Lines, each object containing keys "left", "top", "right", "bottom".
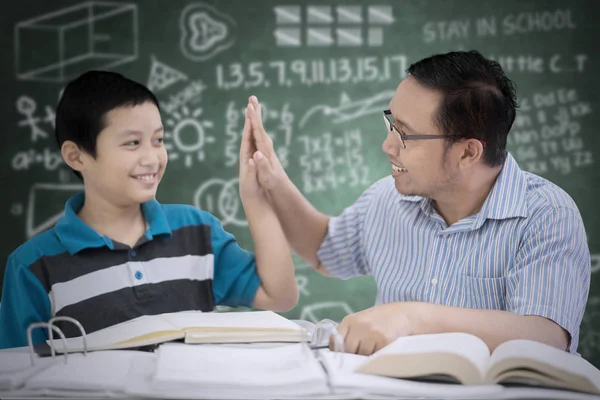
{"left": 245, "top": 95, "right": 288, "bottom": 191}
{"left": 238, "top": 102, "right": 266, "bottom": 202}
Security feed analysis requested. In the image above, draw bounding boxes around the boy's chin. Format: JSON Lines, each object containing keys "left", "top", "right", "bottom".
{"left": 129, "top": 189, "right": 158, "bottom": 204}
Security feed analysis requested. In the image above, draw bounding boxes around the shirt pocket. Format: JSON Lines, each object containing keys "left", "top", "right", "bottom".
{"left": 461, "top": 275, "right": 507, "bottom": 310}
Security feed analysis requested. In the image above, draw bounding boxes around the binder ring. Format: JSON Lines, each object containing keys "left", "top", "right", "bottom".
{"left": 26, "top": 322, "right": 68, "bottom": 366}
{"left": 49, "top": 316, "right": 88, "bottom": 356}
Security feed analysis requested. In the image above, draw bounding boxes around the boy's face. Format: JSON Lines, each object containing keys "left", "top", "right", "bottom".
{"left": 83, "top": 102, "right": 167, "bottom": 206}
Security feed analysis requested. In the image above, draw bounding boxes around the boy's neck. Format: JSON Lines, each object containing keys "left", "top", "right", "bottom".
{"left": 77, "top": 190, "right": 147, "bottom": 247}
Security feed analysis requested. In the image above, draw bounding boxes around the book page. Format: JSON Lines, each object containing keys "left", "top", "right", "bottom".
{"left": 25, "top": 351, "right": 155, "bottom": 392}
{"left": 153, "top": 343, "right": 327, "bottom": 392}
{"left": 161, "top": 310, "right": 305, "bottom": 332}
{"left": 488, "top": 340, "right": 600, "bottom": 394}
{"left": 319, "top": 350, "right": 504, "bottom": 398}
{"left": 47, "top": 314, "right": 182, "bottom": 352}
{"left": 360, "top": 332, "right": 490, "bottom": 381}
{"left": 0, "top": 351, "right": 58, "bottom": 390}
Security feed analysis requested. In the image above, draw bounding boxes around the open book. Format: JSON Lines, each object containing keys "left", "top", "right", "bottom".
{"left": 46, "top": 310, "right": 307, "bottom": 353}
{"left": 355, "top": 332, "right": 600, "bottom": 395}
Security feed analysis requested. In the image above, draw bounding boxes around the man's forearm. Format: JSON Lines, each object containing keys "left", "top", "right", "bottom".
{"left": 412, "top": 303, "right": 569, "bottom": 352}
{"left": 244, "top": 199, "right": 298, "bottom": 311}
{"left": 267, "top": 178, "right": 329, "bottom": 269}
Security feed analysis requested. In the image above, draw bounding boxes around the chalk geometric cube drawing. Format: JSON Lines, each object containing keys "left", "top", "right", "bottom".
{"left": 15, "top": 1, "right": 138, "bottom": 82}
{"left": 26, "top": 183, "right": 84, "bottom": 238}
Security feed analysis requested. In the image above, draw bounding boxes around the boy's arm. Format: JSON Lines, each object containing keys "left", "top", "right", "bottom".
{"left": 0, "top": 256, "right": 52, "bottom": 349}
{"left": 238, "top": 103, "right": 298, "bottom": 312}
{"left": 245, "top": 199, "right": 298, "bottom": 312}
{"left": 245, "top": 97, "right": 330, "bottom": 272}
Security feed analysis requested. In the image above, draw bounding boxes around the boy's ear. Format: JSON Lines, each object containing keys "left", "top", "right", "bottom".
{"left": 61, "top": 141, "right": 86, "bottom": 173}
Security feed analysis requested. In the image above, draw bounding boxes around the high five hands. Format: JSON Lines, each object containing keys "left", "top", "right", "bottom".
{"left": 238, "top": 95, "right": 287, "bottom": 202}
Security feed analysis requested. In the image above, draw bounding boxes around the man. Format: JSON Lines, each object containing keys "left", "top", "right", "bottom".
{"left": 242, "top": 50, "right": 591, "bottom": 355}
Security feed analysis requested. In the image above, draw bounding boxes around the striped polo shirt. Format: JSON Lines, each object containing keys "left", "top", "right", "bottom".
{"left": 317, "top": 153, "right": 591, "bottom": 353}
{"left": 0, "top": 192, "right": 261, "bottom": 349}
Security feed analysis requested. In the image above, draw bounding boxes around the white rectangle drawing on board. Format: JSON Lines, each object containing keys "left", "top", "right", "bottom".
{"left": 307, "top": 28, "right": 333, "bottom": 46}
{"left": 336, "top": 28, "right": 362, "bottom": 46}
{"left": 274, "top": 28, "right": 301, "bottom": 46}
{"left": 368, "top": 27, "right": 383, "bottom": 46}
{"left": 15, "top": 1, "right": 138, "bottom": 82}
{"left": 368, "top": 5, "right": 394, "bottom": 24}
{"left": 274, "top": 6, "right": 301, "bottom": 24}
{"left": 336, "top": 6, "right": 362, "bottom": 24}
{"left": 307, "top": 6, "right": 333, "bottom": 24}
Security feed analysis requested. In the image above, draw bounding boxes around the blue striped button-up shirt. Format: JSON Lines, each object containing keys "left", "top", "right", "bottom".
{"left": 317, "top": 153, "right": 591, "bottom": 353}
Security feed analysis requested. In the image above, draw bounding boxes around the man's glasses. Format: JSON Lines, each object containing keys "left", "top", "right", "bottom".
{"left": 383, "top": 109, "right": 446, "bottom": 149}
{"left": 383, "top": 109, "right": 486, "bottom": 149}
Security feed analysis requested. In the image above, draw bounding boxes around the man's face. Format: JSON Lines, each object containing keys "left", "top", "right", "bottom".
{"left": 81, "top": 102, "right": 167, "bottom": 207}
{"left": 382, "top": 76, "right": 459, "bottom": 199}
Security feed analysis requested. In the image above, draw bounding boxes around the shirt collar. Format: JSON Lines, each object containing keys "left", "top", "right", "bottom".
{"left": 474, "top": 152, "right": 528, "bottom": 226}
{"left": 54, "top": 192, "right": 172, "bottom": 255}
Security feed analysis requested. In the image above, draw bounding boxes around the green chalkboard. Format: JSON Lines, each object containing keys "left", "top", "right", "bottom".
{"left": 1, "top": 0, "right": 598, "bottom": 365}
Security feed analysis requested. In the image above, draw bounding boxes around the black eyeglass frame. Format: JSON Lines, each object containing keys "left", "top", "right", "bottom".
{"left": 383, "top": 109, "right": 446, "bottom": 149}
{"left": 383, "top": 109, "right": 487, "bottom": 149}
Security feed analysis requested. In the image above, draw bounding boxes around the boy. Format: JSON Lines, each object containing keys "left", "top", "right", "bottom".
{"left": 0, "top": 71, "right": 298, "bottom": 348}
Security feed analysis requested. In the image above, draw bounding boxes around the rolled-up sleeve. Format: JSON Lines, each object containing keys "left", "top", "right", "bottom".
{"left": 507, "top": 206, "right": 591, "bottom": 353}
{"left": 316, "top": 181, "right": 381, "bottom": 279}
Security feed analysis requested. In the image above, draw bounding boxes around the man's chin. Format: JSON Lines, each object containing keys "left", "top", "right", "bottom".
{"left": 394, "top": 182, "right": 424, "bottom": 198}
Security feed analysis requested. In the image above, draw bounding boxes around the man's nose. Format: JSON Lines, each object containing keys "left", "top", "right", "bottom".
{"left": 382, "top": 131, "right": 400, "bottom": 156}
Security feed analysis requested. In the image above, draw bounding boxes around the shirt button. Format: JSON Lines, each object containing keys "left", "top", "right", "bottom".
{"left": 431, "top": 278, "right": 438, "bottom": 285}
{"left": 130, "top": 250, "right": 137, "bottom": 257}
{"left": 135, "top": 271, "right": 143, "bottom": 280}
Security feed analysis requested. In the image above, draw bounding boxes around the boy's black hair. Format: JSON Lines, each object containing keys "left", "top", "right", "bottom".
{"left": 407, "top": 50, "right": 518, "bottom": 167}
{"left": 55, "top": 70, "right": 160, "bottom": 179}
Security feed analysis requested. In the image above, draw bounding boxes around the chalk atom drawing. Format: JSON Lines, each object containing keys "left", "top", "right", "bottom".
{"left": 147, "top": 55, "right": 188, "bottom": 92}
{"left": 193, "top": 178, "right": 246, "bottom": 227}
{"left": 15, "top": 1, "right": 138, "bottom": 82}
{"left": 180, "top": 3, "right": 235, "bottom": 62}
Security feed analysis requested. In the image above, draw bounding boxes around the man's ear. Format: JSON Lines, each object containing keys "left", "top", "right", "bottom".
{"left": 460, "top": 139, "right": 485, "bottom": 167}
{"left": 61, "top": 141, "right": 87, "bottom": 174}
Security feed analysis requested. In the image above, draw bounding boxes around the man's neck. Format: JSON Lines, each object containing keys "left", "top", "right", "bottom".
{"left": 77, "top": 190, "right": 147, "bottom": 246}
{"left": 433, "top": 166, "right": 503, "bottom": 227}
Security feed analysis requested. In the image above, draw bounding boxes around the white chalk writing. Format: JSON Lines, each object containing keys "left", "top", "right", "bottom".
{"left": 215, "top": 55, "right": 407, "bottom": 90}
